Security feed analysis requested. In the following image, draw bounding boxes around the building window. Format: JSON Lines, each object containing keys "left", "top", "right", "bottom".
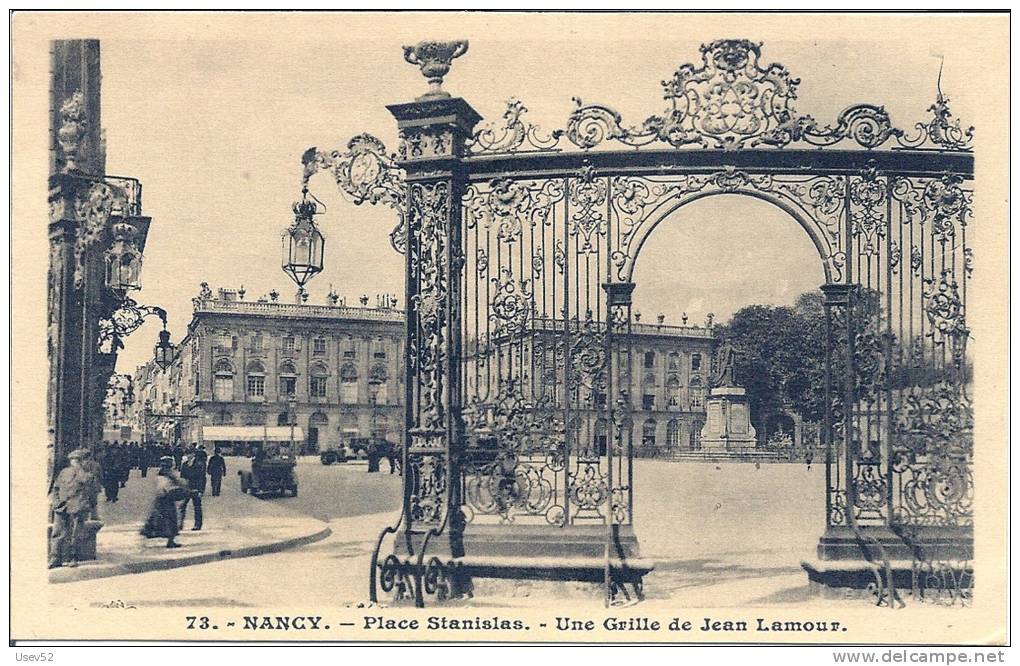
{"left": 247, "top": 375, "right": 265, "bottom": 398}
{"left": 313, "top": 337, "right": 327, "bottom": 355}
{"left": 666, "top": 419, "right": 681, "bottom": 449}
{"left": 668, "top": 352, "right": 680, "bottom": 371}
{"left": 642, "top": 393, "right": 655, "bottom": 411}
{"left": 340, "top": 363, "right": 358, "bottom": 404}
{"left": 642, "top": 419, "right": 657, "bottom": 447}
{"left": 373, "top": 338, "right": 387, "bottom": 359}
{"left": 690, "top": 377, "right": 704, "bottom": 409}
{"left": 251, "top": 334, "right": 263, "bottom": 352}
{"left": 691, "top": 353, "right": 702, "bottom": 371}
{"left": 643, "top": 350, "right": 655, "bottom": 369}
{"left": 246, "top": 361, "right": 266, "bottom": 399}
{"left": 342, "top": 338, "right": 356, "bottom": 359}
{"left": 666, "top": 375, "right": 681, "bottom": 409}
{"left": 279, "top": 376, "right": 296, "bottom": 397}
{"left": 369, "top": 382, "right": 387, "bottom": 405}
{"left": 213, "top": 359, "right": 234, "bottom": 402}
{"left": 283, "top": 336, "right": 296, "bottom": 353}
{"left": 310, "top": 376, "right": 327, "bottom": 398}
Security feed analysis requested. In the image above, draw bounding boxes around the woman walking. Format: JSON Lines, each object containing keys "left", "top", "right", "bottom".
{"left": 140, "top": 456, "right": 190, "bottom": 548}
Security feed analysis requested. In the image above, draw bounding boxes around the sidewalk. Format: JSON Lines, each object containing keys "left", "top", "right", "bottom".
{"left": 49, "top": 464, "right": 330, "bottom": 584}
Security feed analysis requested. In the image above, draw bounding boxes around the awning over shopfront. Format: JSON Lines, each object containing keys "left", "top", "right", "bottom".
{"left": 201, "top": 426, "right": 304, "bottom": 442}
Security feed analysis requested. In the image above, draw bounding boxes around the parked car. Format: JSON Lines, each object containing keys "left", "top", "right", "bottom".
{"left": 239, "top": 441, "right": 297, "bottom": 497}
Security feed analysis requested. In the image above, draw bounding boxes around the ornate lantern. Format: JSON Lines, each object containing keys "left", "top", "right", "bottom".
{"left": 282, "top": 186, "right": 325, "bottom": 289}
{"left": 105, "top": 219, "right": 143, "bottom": 294}
{"left": 153, "top": 327, "right": 175, "bottom": 371}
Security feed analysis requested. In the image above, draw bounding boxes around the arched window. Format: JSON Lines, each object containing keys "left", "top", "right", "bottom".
{"left": 340, "top": 363, "right": 359, "bottom": 403}
{"left": 642, "top": 419, "right": 657, "bottom": 447}
{"left": 213, "top": 359, "right": 234, "bottom": 402}
{"left": 666, "top": 374, "right": 681, "bottom": 408}
{"left": 310, "top": 363, "right": 329, "bottom": 398}
{"left": 278, "top": 360, "right": 297, "bottom": 397}
{"left": 369, "top": 364, "right": 388, "bottom": 405}
{"left": 245, "top": 361, "right": 265, "bottom": 399}
{"left": 666, "top": 419, "right": 681, "bottom": 449}
{"left": 643, "top": 350, "right": 656, "bottom": 369}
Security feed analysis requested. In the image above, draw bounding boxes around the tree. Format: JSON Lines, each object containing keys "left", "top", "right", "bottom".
{"left": 713, "top": 294, "right": 827, "bottom": 442}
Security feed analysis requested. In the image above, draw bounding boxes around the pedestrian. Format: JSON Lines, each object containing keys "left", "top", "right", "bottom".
{"left": 117, "top": 442, "right": 131, "bottom": 488}
{"left": 207, "top": 446, "right": 226, "bottom": 497}
{"left": 141, "top": 456, "right": 189, "bottom": 548}
{"left": 48, "top": 448, "right": 97, "bottom": 568}
{"left": 139, "top": 442, "right": 150, "bottom": 478}
{"left": 172, "top": 443, "right": 184, "bottom": 470}
{"left": 385, "top": 442, "right": 399, "bottom": 475}
{"left": 178, "top": 449, "right": 206, "bottom": 531}
{"left": 100, "top": 445, "right": 120, "bottom": 502}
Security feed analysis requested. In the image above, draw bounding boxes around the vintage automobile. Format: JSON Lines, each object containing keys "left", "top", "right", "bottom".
{"left": 320, "top": 437, "right": 398, "bottom": 472}
{"left": 239, "top": 441, "right": 297, "bottom": 497}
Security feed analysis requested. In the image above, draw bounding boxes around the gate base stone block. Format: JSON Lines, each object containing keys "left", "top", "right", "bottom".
{"left": 806, "top": 524, "right": 973, "bottom": 596}
{"left": 463, "top": 523, "right": 642, "bottom": 559}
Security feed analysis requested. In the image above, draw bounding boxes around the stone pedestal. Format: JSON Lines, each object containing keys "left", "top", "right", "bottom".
{"left": 700, "top": 386, "right": 757, "bottom": 449}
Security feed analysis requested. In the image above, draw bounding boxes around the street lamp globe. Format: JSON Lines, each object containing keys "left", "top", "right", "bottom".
{"left": 282, "top": 187, "right": 326, "bottom": 289}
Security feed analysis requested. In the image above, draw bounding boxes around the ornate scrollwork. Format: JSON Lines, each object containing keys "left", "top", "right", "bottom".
{"left": 849, "top": 168, "right": 888, "bottom": 257}
{"left": 72, "top": 181, "right": 129, "bottom": 290}
{"left": 301, "top": 134, "right": 406, "bottom": 254}
{"left": 802, "top": 104, "right": 903, "bottom": 149}
{"left": 409, "top": 181, "right": 451, "bottom": 433}
{"left": 466, "top": 40, "right": 972, "bottom": 155}
{"left": 569, "top": 309, "right": 607, "bottom": 394}
{"left": 489, "top": 267, "right": 532, "bottom": 337}
{"left": 898, "top": 92, "right": 974, "bottom": 151}
{"left": 465, "top": 178, "right": 564, "bottom": 243}
{"left": 569, "top": 462, "right": 609, "bottom": 519}
{"left": 568, "top": 164, "right": 608, "bottom": 254}
{"left": 923, "top": 269, "right": 968, "bottom": 352}
{"left": 409, "top": 454, "right": 447, "bottom": 525}
{"left": 468, "top": 98, "right": 559, "bottom": 154}
{"left": 462, "top": 379, "right": 566, "bottom": 523}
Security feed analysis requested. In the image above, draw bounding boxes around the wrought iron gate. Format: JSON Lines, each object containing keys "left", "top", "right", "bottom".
{"left": 304, "top": 38, "right": 975, "bottom": 607}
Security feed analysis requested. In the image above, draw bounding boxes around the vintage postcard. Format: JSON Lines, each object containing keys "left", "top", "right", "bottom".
{"left": 10, "top": 11, "right": 1010, "bottom": 647}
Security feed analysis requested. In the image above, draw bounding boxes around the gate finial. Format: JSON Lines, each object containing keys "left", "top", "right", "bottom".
{"left": 402, "top": 40, "right": 469, "bottom": 100}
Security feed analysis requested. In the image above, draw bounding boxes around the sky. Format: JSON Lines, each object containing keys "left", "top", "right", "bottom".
{"left": 90, "top": 13, "right": 983, "bottom": 372}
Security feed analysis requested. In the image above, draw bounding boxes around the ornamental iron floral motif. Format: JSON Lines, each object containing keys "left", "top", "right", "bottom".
{"left": 466, "top": 39, "right": 972, "bottom": 155}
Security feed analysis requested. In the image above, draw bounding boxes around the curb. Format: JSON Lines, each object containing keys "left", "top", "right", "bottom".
{"left": 49, "top": 525, "right": 332, "bottom": 584}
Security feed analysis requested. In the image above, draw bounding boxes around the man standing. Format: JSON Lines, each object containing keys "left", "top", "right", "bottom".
{"left": 49, "top": 449, "right": 96, "bottom": 568}
{"left": 100, "top": 444, "right": 120, "bottom": 502}
{"left": 207, "top": 447, "right": 226, "bottom": 497}
{"left": 178, "top": 449, "right": 206, "bottom": 531}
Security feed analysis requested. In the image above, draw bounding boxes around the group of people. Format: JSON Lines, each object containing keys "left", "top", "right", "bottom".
{"left": 48, "top": 442, "right": 230, "bottom": 567}
{"left": 141, "top": 443, "right": 228, "bottom": 548}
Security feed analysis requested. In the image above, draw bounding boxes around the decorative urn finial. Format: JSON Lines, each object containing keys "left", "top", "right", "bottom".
{"left": 57, "top": 90, "right": 86, "bottom": 173}
{"left": 402, "top": 40, "right": 469, "bottom": 99}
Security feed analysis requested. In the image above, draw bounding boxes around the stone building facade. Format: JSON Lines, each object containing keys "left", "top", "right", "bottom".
{"left": 621, "top": 320, "right": 718, "bottom": 454}
{"left": 134, "top": 286, "right": 405, "bottom": 454}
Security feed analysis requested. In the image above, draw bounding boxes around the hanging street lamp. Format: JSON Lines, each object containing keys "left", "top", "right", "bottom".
{"left": 281, "top": 185, "right": 326, "bottom": 294}
{"left": 153, "top": 325, "right": 175, "bottom": 371}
